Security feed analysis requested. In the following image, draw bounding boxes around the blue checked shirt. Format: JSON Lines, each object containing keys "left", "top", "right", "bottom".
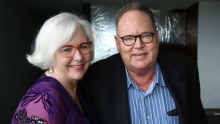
{"left": 126, "top": 63, "right": 179, "bottom": 124}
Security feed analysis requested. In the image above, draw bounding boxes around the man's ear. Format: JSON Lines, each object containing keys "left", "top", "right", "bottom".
{"left": 114, "top": 35, "right": 120, "bottom": 52}
{"left": 154, "top": 31, "right": 159, "bottom": 46}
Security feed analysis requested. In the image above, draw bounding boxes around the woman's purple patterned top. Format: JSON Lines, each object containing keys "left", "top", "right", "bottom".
{"left": 11, "top": 75, "right": 90, "bottom": 124}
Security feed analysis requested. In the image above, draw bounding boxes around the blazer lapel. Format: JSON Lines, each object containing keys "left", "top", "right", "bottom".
{"left": 161, "top": 64, "right": 186, "bottom": 106}
{"left": 110, "top": 57, "right": 131, "bottom": 124}
{"left": 159, "top": 59, "right": 186, "bottom": 124}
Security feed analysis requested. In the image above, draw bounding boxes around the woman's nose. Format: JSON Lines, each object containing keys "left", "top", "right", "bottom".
{"left": 73, "top": 49, "right": 83, "bottom": 61}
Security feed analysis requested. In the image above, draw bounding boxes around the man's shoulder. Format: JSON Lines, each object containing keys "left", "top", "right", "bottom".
{"left": 85, "top": 53, "right": 124, "bottom": 77}
{"left": 91, "top": 53, "right": 122, "bottom": 68}
{"left": 158, "top": 49, "right": 197, "bottom": 72}
{"left": 158, "top": 50, "right": 195, "bottom": 64}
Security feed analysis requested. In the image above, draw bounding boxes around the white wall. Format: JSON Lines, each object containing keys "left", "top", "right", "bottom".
{"left": 198, "top": 2, "right": 220, "bottom": 108}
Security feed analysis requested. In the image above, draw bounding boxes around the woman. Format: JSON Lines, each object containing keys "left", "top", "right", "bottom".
{"left": 11, "top": 12, "right": 94, "bottom": 124}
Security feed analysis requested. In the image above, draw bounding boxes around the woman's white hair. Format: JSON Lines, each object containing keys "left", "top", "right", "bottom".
{"left": 26, "top": 12, "right": 94, "bottom": 70}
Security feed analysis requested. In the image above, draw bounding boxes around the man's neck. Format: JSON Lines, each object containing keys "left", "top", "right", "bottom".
{"left": 127, "top": 66, "right": 155, "bottom": 92}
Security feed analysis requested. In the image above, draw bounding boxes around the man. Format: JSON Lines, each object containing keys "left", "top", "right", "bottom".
{"left": 79, "top": 2, "right": 208, "bottom": 124}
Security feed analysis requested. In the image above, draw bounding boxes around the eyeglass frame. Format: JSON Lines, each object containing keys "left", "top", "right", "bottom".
{"left": 59, "top": 41, "right": 93, "bottom": 58}
{"left": 117, "top": 32, "right": 155, "bottom": 46}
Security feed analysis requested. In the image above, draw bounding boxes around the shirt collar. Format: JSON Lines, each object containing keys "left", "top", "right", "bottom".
{"left": 126, "top": 63, "right": 166, "bottom": 89}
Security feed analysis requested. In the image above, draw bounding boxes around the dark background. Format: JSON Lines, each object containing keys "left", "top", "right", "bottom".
{"left": 0, "top": 0, "right": 44, "bottom": 123}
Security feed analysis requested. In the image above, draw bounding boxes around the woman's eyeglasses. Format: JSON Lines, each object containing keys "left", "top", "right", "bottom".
{"left": 59, "top": 42, "right": 92, "bottom": 58}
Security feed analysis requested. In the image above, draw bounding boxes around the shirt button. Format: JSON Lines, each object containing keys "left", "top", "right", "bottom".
{"left": 146, "top": 115, "right": 151, "bottom": 120}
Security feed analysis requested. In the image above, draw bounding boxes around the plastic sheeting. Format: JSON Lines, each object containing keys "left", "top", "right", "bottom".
{"left": 91, "top": 4, "right": 186, "bottom": 62}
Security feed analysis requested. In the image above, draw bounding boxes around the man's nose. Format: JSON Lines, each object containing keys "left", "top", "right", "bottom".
{"left": 134, "top": 37, "right": 144, "bottom": 49}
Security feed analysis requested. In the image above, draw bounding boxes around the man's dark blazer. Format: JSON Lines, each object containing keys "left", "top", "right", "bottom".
{"left": 78, "top": 50, "right": 208, "bottom": 124}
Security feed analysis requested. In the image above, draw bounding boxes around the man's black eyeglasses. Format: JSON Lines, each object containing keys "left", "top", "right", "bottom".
{"left": 117, "top": 32, "right": 155, "bottom": 46}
